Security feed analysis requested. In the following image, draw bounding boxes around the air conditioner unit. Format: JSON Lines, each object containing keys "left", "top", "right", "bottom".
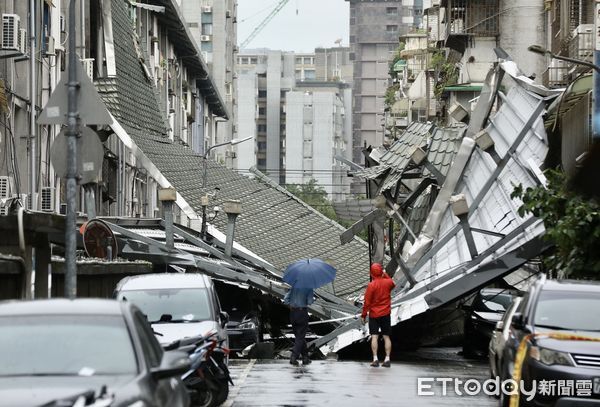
{"left": 225, "top": 9, "right": 232, "bottom": 18}
{"left": 202, "top": 6, "right": 212, "bottom": 13}
{"left": 225, "top": 150, "right": 236, "bottom": 158}
{"left": 81, "top": 58, "right": 94, "bottom": 81}
{"left": 0, "top": 176, "right": 12, "bottom": 199}
{"left": 45, "top": 35, "right": 56, "bottom": 56}
{"left": 200, "top": 35, "right": 211, "bottom": 42}
{"left": 1, "top": 14, "right": 20, "bottom": 51}
{"left": 18, "top": 28, "right": 27, "bottom": 54}
{"left": 41, "top": 186, "right": 54, "bottom": 212}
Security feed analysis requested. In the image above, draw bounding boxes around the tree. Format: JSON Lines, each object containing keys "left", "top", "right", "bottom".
{"left": 285, "top": 179, "right": 336, "bottom": 220}
{"left": 511, "top": 169, "right": 600, "bottom": 280}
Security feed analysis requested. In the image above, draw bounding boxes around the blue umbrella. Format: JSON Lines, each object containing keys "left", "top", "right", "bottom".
{"left": 283, "top": 258, "right": 336, "bottom": 289}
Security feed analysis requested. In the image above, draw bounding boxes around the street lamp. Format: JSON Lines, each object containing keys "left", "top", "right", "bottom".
{"left": 201, "top": 136, "right": 252, "bottom": 237}
{"left": 527, "top": 45, "right": 600, "bottom": 74}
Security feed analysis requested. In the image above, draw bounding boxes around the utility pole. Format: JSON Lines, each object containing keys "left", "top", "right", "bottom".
{"left": 594, "top": 0, "right": 600, "bottom": 142}
{"left": 29, "top": 0, "right": 36, "bottom": 207}
{"left": 65, "top": 0, "right": 80, "bottom": 298}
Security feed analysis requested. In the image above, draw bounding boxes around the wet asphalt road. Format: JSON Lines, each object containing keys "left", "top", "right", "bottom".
{"left": 224, "top": 348, "right": 497, "bottom": 406}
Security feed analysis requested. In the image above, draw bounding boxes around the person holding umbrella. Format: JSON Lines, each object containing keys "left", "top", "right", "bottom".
{"left": 283, "top": 258, "right": 336, "bottom": 366}
{"left": 361, "top": 262, "right": 395, "bottom": 367}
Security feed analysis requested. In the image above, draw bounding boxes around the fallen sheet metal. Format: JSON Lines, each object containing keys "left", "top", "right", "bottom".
{"left": 314, "top": 58, "right": 559, "bottom": 355}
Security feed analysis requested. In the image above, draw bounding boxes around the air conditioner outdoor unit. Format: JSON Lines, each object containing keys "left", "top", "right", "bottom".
{"left": 18, "top": 28, "right": 27, "bottom": 54}
{"left": 200, "top": 35, "right": 211, "bottom": 42}
{"left": 202, "top": 6, "right": 212, "bottom": 13}
{"left": 81, "top": 58, "right": 94, "bottom": 81}
{"left": 41, "top": 187, "right": 54, "bottom": 212}
{"left": 0, "top": 176, "right": 12, "bottom": 199}
{"left": 45, "top": 35, "right": 56, "bottom": 56}
{"left": 225, "top": 150, "right": 236, "bottom": 158}
{"left": 1, "top": 14, "right": 20, "bottom": 51}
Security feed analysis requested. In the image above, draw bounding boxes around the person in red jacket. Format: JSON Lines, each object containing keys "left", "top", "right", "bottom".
{"left": 361, "top": 263, "right": 396, "bottom": 367}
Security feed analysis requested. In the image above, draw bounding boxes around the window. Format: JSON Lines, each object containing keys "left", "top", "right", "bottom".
{"left": 295, "top": 57, "right": 303, "bottom": 64}
{"left": 250, "top": 57, "right": 258, "bottom": 64}
{"left": 0, "top": 315, "right": 138, "bottom": 376}
{"left": 257, "top": 124, "right": 267, "bottom": 132}
{"left": 386, "top": 7, "right": 398, "bottom": 16}
{"left": 258, "top": 107, "right": 266, "bottom": 116}
{"left": 258, "top": 90, "right": 267, "bottom": 98}
{"left": 117, "top": 288, "right": 213, "bottom": 323}
{"left": 304, "top": 69, "right": 316, "bottom": 80}
{"left": 386, "top": 25, "right": 398, "bottom": 33}
{"left": 133, "top": 312, "right": 163, "bottom": 368}
{"left": 201, "top": 23, "right": 212, "bottom": 35}
{"left": 201, "top": 41, "right": 213, "bottom": 52}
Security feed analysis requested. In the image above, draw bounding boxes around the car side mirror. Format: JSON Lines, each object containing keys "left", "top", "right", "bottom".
{"left": 151, "top": 350, "right": 190, "bottom": 380}
{"left": 511, "top": 312, "right": 525, "bottom": 329}
{"left": 220, "top": 311, "right": 229, "bottom": 327}
{"left": 495, "top": 320, "right": 504, "bottom": 331}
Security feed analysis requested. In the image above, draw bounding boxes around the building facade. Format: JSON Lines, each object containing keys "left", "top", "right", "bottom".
{"left": 346, "top": 0, "right": 421, "bottom": 164}
{"left": 235, "top": 49, "right": 353, "bottom": 196}
{"left": 181, "top": 0, "right": 237, "bottom": 166}
{"left": 0, "top": 0, "right": 227, "bottom": 224}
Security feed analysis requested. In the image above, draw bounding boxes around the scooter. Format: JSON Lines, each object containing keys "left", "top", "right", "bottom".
{"left": 165, "top": 332, "right": 232, "bottom": 407}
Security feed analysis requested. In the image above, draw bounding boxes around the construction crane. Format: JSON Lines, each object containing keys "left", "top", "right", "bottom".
{"left": 240, "top": 0, "right": 292, "bottom": 49}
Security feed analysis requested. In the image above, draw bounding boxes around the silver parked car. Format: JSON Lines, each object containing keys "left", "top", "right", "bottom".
{"left": 488, "top": 296, "right": 522, "bottom": 379}
{"left": 115, "top": 273, "right": 229, "bottom": 348}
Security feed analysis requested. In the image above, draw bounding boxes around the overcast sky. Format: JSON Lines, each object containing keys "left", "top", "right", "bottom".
{"left": 237, "top": 0, "right": 349, "bottom": 52}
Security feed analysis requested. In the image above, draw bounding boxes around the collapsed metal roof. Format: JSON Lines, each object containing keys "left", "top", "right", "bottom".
{"left": 98, "top": 217, "right": 361, "bottom": 325}
{"left": 314, "top": 59, "right": 560, "bottom": 354}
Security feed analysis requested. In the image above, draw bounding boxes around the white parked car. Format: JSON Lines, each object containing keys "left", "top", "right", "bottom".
{"left": 115, "top": 273, "right": 229, "bottom": 347}
{"left": 488, "top": 296, "right": 522, "bottom": 379}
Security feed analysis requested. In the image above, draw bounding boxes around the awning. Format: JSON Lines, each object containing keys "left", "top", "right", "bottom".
{"left": 443, "top": 85, "right": 483, "bottom": 92}
{"left": 544, "top": 74, "right": 592, "bottom": 127}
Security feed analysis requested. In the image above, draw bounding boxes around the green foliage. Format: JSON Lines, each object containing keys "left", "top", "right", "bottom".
{"left": 385, "top": 84, "right": 400, "bottom": 108}
{"left": 511, "top": 170, "right": 600, "bottom": 280}
{"left": 285, "top": 179, "right": 337, "bottom": 220}
{"left": 430, "top": 50, "right": 458, "bottom": 97}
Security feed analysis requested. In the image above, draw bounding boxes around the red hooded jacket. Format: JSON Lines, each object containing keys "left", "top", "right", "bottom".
{"left": 361, "top": 263, "right": 396, "bottom": 319}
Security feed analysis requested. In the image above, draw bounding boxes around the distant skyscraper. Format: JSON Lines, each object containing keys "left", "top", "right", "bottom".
{"left": 346, "top": 0, "right": 421, "bottom": 165}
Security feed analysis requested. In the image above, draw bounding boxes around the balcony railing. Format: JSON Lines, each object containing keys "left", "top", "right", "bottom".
{"left": 445, "top": 0, "right": 499, "bottom": 37}
{"left": 567, "top": 24, "right": 593, "bottom": 69}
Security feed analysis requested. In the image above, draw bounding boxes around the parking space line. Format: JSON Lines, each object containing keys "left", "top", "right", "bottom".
{"left": 223, "top": 359, "right": 256, "bottom": 407}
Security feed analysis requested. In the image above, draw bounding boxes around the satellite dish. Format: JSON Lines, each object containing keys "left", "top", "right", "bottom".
{"left": 83, "top": 219, "right": 118, "bottom": 260}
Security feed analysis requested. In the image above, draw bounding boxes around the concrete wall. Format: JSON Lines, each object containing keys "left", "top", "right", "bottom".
{"left": 458, "top": 37, "right": 497, "bottom": 84}
{"left": 499, "top": 0, "right": 547, "bottom": 80}
{"left": 235, "top": 71, "right": 258, "bottom": 172}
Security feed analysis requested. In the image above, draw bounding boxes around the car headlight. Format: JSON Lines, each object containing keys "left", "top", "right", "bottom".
{"left": 238, "top": 321, "right": 256, "bottom": 330}
{"left": 529, "top": 346, "right": 574, "bottom": 366}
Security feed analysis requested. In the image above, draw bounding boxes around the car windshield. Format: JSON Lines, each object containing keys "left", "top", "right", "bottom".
{"left": 474, "top": 292, "right": 513, "bottom": 313}
{"left": 118, "top": 288, "right": 212, "bottom": 323}
{"left": 534, "top": 290, "right": 600, "bottom": 331}
{"left": 0, "top": 315, "right": 137, "bottom": 377}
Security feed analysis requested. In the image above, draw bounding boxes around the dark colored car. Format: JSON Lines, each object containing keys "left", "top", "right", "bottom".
{"left": 499, "top": 276, "right": 600, "bottom": 407}
{"left": 215, "top": 281, "right": 262, "bottom": 354}
{"left": 0, "top": 299, "right": 190, "bottom": 407}
{"left": 463, "top": 288, "right": 517, "bottom": 357}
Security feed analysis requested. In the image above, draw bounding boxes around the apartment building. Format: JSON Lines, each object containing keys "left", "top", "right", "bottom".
{"left": 346, "top": 0, "right": 422, "bottom": 164}
{"left": 181, "top": 0, "right": 237, "bottom": 166}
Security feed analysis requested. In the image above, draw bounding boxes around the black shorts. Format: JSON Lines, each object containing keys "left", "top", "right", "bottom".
{"left": 368, "top": 314, "right": 391, "bottom": 336}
